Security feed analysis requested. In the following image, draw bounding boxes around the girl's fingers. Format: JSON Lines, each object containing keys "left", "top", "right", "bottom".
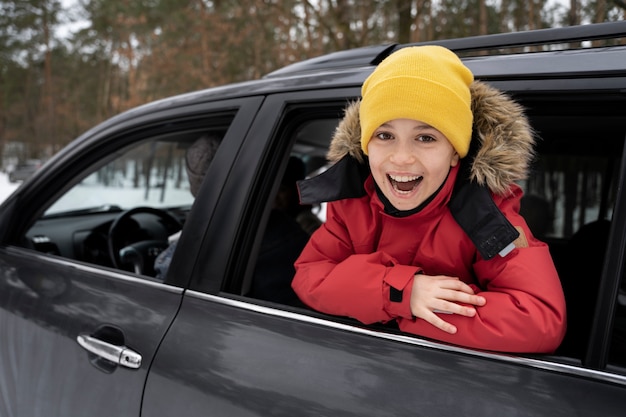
{"left": 442, "top": 290, "right": 486, "bottom": 307}
{"left": 435, "top": 300, "right": 478, "bottom": 317}
{"left": 424, "top": 312, "right": 457, "bottom": 334}
{"left": 410, "top": 274, "right": 486, "bottom": 326}
{"left": 439, "top": 278, "right": 476, "bottom": 295}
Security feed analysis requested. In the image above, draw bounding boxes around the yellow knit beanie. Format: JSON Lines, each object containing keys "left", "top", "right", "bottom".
{"left": 360, "top": 45, "right": 474, "bottom": 158}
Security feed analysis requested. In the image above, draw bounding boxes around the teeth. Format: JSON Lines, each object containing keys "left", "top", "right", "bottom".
{"left": 389, "top": 174, "right": 421, "bottom": 183}
{"left": 388, "top": 174, "right": 423, "bottom": 194}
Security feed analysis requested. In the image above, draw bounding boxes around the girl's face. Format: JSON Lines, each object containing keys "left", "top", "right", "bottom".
{"left": 367, "top": 118, "right": 460, "bottom": 211}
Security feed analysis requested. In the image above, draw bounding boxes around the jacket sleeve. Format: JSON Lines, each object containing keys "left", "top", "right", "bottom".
{"left": 396, "top": 187, "right": 567, "bottom": 353}
{"left": 292, "top": 201, "right": 418, "bottom": 324}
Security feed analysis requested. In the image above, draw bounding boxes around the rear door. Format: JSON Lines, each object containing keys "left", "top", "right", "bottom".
{"left": 142, "top": 88, "right": 626, "bottom": 416}
{"left": 0, "top": 97, "right": 261, "bottom": 417}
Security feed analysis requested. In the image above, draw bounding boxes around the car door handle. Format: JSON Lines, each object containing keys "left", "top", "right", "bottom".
{"left": 77, "top": 334, "right": 142, "bottom": 369}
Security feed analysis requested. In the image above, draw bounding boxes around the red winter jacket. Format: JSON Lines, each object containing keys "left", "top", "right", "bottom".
{"left": 292, "top": 81, "right": 566, "bottom": 353}
{"left": 293, "top": 170, "right": 566, "bottom": 353}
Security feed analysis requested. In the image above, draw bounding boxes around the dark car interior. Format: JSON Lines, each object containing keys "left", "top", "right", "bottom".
{"left": 518, "top": 91, "right": 625, "bottom": 365}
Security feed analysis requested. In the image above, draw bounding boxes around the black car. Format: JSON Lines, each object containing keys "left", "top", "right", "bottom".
{"left": 8, "top": 159, "right": 41, "bottom": 183}
{"left": 1, "top": 22, "right": 625, "bottom": 416}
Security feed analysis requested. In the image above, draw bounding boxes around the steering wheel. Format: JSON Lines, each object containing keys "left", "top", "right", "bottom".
{"left": 108, "top": 207, "right": 182, "bottom": 276}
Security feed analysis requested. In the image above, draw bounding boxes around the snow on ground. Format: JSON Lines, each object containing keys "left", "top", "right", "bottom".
{"left": 0, "top": 172, "right": 21, "bottom": 204}
{"left": 0, "top": 170, "right": 194, "bottom": 212}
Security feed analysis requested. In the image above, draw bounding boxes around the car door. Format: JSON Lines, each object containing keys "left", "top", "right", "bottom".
{"left": 0, "top": 97, "right": 262, "bottom": 417}
{"left": 142, "top": 89, "right": 626, "bottom": 416}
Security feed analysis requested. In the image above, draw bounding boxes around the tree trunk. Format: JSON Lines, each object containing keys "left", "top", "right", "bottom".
{"left": 397, "top": 0, "right": 413, "bottom": 44}
{"left": 479, "top": 0, "right": 487, "bottom": 35}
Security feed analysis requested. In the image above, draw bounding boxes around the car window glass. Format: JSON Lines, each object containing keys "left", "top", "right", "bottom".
{"left": 519, "top": 154, "right": 617, "bottom": 240}
{"left": 23, "top": 129, "right": 227, "bottom": 279}
{"left": 516, "top": 98, "right": 625, "bottom": 362}
{"left": 45, "top": 140, "right": 196, "bottom": 216}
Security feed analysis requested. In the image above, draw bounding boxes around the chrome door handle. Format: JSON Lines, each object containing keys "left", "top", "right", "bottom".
{"left": 77, "top": 334, "right": 142, "bottom": 369}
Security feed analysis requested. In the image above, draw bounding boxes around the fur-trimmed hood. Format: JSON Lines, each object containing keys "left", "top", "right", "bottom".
{"left": 326, "top": 81, "right": 535, "bottom": 196}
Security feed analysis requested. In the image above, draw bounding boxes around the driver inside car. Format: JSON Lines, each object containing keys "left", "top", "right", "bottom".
{"left": 154, "top": 135, "right": 221, "bottom": 280}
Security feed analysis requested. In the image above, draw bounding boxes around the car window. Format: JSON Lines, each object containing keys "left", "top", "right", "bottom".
{"left": 45, "top": 140, "right": 197, "bottom": 216}
{"left": 515, "top": 93, "right": 625, "bottom": 364}
{"left": 520, "top": 154, "right": 617, "bottom": 239}
{"left": 229, "top": 93, "right": 626, "bottom": 368}
{"left": 243, "top": 117, "right": 335, "bottom": 304}
{"left": 23, "top": 126, "right": 229, "bottom": 279}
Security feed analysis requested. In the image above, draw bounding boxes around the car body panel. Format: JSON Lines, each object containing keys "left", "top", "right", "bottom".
{"left": 144, "top": 292, "right": 626, "bottom": 417}
{"left": 0, "top": 247, "right": 182, "bottom": 417}
{"left": 0, "top": 97, "right": 263, "bottom": 416}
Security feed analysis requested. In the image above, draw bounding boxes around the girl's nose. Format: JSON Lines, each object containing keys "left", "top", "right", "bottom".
{"left": 389, "top": 140, "right": 417, "bottom": 165}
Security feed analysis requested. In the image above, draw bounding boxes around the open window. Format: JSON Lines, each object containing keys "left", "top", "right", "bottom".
{"left": 224, "top": 90, "right": 626, "bottom": 366}
{"left": 21, "top": 118, "right": 232, "bottom": 279}
{"left": 216, "top": 102, "right": 349, "bottom": 305}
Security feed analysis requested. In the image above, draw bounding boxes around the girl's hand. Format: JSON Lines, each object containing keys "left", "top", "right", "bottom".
{"left": 410, "top": 274, "right": 486, "bottom": 334}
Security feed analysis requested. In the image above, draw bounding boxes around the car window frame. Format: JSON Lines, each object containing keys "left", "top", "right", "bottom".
{"left": 587, "top": 131, "right": 626, "bottom": 369}
{"left": 165, "top": 96, "right": 266, "bottom": 288}
{"left": 196, "top": 89, "right": 626, "bottom": 380}
{"left": 188, "top": 88, "right": 359, "bottom": 296}
{"left": 0, "top": 97, "right": 264, "bottom": 286}
{"left": 186, "top": 83, "right": 626, "bottom": 378}
{"left": 483, "top": 83, "right": 626, "bottom": 371}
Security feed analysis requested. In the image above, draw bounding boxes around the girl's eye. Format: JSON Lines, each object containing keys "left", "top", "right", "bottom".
{"left": 375, "top": 132, "right": 393, "bottom": 141}
{"left": 417, "top": 135, "right": 436, "bottom": 142}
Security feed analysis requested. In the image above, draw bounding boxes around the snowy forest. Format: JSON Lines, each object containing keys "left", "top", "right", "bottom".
{"left": 1, "top": 0, "right": 625, "bottom": 166}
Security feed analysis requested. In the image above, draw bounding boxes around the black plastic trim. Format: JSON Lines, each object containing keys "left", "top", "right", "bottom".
{"left": 586, "top": 132, "right": 626, "bottom": 369}
{"left": 400, "top": 20, "right": 626, "bottom": 53}
{"left": 264, "top": 22, "right": 626, "bottom": 78}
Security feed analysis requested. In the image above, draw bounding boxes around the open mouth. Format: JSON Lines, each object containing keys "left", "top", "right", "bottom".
{"left": 388, "top": 174, "right": 423, "bottom": 194}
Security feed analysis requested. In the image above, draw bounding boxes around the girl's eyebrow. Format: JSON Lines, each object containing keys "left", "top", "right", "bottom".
{"left": 377, "top": 120, "right": 442, "bottom": 134}
{"left": 413, "top": 122, "right": 436, "bottom": 130}
{"left": 378, "top": 121, "right": 432, "bottom": 128}
{"left": 414, "top": 123, "right": 443, "bottom": 135}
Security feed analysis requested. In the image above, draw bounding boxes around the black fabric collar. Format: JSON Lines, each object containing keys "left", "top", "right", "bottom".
{"left": 298, "top": 155, "right": 369, "bottom": 205}
{"left": 296, "top": 145, "right": 520, "bottom": 260}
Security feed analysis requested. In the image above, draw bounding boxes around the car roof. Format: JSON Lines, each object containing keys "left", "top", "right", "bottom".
{"left": 266, "top": 20, "right": 626, "bottom": 77}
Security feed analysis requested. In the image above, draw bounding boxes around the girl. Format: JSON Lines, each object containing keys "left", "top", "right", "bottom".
{"left": 292, "top": 46, "right": 566, "bottom": 353}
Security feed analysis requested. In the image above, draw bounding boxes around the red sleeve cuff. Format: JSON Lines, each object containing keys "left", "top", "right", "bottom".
{"left": 383, "top": 265, "right": 420, "bottom": 319}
